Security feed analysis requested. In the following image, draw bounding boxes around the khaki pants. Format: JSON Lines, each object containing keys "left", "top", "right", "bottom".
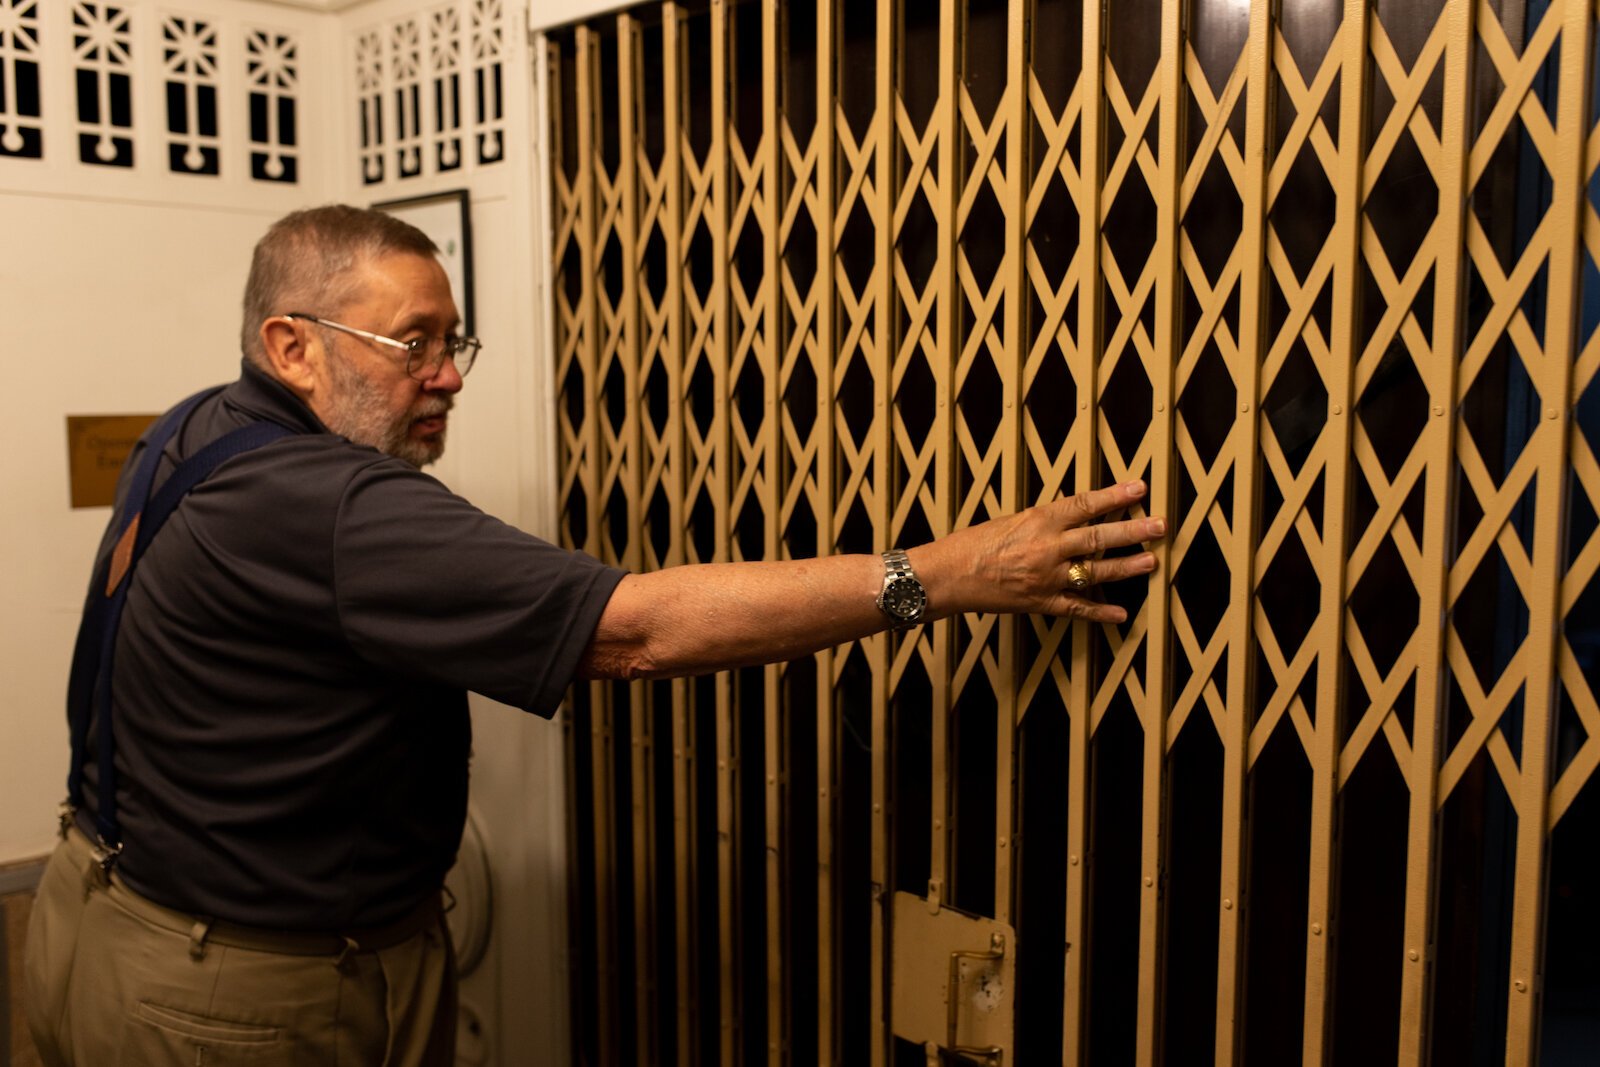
{"left": 23, "top": 826, "right": 457, "bottom": 1067}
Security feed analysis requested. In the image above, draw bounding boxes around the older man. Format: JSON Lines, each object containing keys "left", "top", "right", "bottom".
{"left": 25, "top": 205, "right": 1163, "bottom": 1066}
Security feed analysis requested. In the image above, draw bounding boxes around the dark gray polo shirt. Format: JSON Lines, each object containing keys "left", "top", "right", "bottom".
{"left": 77, "top": 362, "right": 623, "bottom": 929}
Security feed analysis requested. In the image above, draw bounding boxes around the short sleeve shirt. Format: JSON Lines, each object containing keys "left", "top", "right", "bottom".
{"left": 79, "top": 362, "right": 624, "bottom": 929}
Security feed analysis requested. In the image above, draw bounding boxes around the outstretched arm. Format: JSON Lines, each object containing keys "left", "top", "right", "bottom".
{"left": 576, "top": 480, "right": 1165, "bottom": 681}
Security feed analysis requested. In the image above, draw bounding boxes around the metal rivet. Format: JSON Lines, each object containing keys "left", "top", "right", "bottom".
{"left": 1311, "top": 923, "right": 1322, "bottom": 935}
{"left": 1240, "top": 403, "right": 1249, "bottom": 413}
{"left": 1515, "top": 979, "right": 1527, "bottom": 993}
{"left": 1433, "top": 404, "right": 1445, "bottom": 416}
{"left": 1156, "top": 402, "right": 1165, "bottom": 413}
{"left": 1331, "top": 404, "right": 1342, "bottom": 416}
{"left": 999, "top": 837, "right": 1008, "bottom": 848}
{"left": 1080, "top": 401, "right": 1089, "bottom": 410}
{"left": 820, "top": 788, "right": 827, "bottom": 797}
{"left": 1222, "top": 898, "right": 1233, "bottom": 910}
{"left": 1069, "top": 854, "right": 1079, "bottom": 866}
{"left": 1144, "top": 876, "right": 1154, "bottom": 887}
{"left": 1547, "top": 408, "right": 1559, "bottom": 420}
{"left": 873, "top": 803, "right": 881, "bottom": 813}
{"left": 934, "top": 819, "right": 943, "bottom": 830}
{"left": 1409, "top": 950, "right": 1420, "bottom": 962}
{"left": 768, "top": 775, "right": 775, "bottom": 784}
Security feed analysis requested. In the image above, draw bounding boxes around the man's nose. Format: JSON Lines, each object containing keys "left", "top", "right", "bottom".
{"left": 422, "top": 355, "right": 465, "bottom": 393}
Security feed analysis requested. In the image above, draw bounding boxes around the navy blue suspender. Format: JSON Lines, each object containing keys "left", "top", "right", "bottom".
{"left": 64, "top": 386, "right": 296, "bottom": 868}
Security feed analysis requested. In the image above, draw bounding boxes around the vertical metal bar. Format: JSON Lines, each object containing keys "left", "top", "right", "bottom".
{"left": 1213, "top": 2, "right": 1273, "bottom": 1062}
{"left": 575, "top": 26, "right": 617, "bottom": 1067}
{"left": 928, "top": 0, "right": 961, "bottom": 924}
{"left": 1065, "top": 1, "right": 1107, "bottom": 1058}
{"left": 711, "top": 5, "right": 739, "bottom": 1064}
{"left": 1302, "top": 3, "right": 1369, "bottom": 1061}
{"left": 549, "top": 37, "right": 590, "bottom": 1050}
{"left": 560, "top": 695, "right": 588, "bottom": 1059}
{"left": 546, "top": 33, "right": 585, "bottom": 1056}
{"left": 761, "top": 3, "right": 788, "bottom": 1064}
{"left": 571, "top": 28, "right": 605, "bottom": 565}
{"left": 815, "top": 0, "right": 840, "bottom": 1061}
{"left": 992, "top": 0, "right": 1031, "bottom": 934}
{"left": 1504, "top": 2, "right": 1590, "bottom": 1061}
{"left": 661, "top": 7, "right": 695, "bottom": 1064}
{"left": 616, "top": 14, "right": 645, "bottom": 578}
{"left": 872, "top": 1, "right": 898, "bottom": 1062}
{"left": 1396, "top": 1, "right": 1473, "bottom": 1062}
{"left": 1137, "top": 1, "right": 1185, "bottom": 1060}
{"left": 616, "top": 17, "right": 658, "bottom": 1065}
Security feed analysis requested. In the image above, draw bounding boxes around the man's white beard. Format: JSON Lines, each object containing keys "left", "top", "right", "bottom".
{"left": 324, "top": 353, "right": 450, "bottom": 468}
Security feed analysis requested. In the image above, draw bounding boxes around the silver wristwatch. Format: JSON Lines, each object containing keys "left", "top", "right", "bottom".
{"left": 876, "top": 550, "right": 927, "bottom": 630}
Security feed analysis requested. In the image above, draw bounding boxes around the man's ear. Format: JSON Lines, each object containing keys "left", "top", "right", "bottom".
{"left": 259, "top": 317, "right": 318, "bottom": 400}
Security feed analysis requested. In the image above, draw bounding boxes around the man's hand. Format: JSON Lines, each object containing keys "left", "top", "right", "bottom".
{"left": 908, "top": 480, "right": 1163, "bottom": 624}
{"left": 578, "top": 481, "right": 1167, "bottom": 681}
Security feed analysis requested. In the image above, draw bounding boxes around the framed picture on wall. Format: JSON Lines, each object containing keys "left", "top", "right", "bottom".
{"left": 373, "top": 189, "right": 475, "bottom": 336}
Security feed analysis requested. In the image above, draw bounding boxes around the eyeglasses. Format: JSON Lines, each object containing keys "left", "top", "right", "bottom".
{"left": 284, "top": 312, "right": 481, "bottom": 380}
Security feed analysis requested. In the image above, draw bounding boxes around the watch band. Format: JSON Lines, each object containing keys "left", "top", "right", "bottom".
{"left": 883, "top": 549, "right": 914, "bottom": 583}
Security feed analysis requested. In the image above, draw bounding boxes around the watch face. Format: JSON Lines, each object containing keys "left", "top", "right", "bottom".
{"left": 882, "top": 577, "right": 926, "bottom": 620}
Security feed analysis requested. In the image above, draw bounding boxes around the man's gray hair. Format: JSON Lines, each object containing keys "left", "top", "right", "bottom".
{"left": 240, "top": 204, "right": 438, "bottom": 366}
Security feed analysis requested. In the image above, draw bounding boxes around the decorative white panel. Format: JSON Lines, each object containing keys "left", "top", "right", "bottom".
{"left": 428, "top": 3, "right": 461, "bottom": 173}
{"left": 72, "top": 2, "right": 135, "bottom": 167}
{"left": 245, "top": 27, "right": 296, "bottom": 183}
{"left": 391, "top": 16, "right": 421, "bottom": 178}
{"left": 469, "top": 0, "right": 501, "bottom": 165}
{"left": 0, "top": 0, "right": 329, "bottom": 205}
{"left": 160, "top": 14, "right": 217, "bottom": 176}
{"left": 0, "top": 0, "right": 43, "bottom": 159}
{"left": 348, "top": 0, "right": 506, "bottom": 192}
{"left": 356, "top": 25, "right": 383, "bottom": 184}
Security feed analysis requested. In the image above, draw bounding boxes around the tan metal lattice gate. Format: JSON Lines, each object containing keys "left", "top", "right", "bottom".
{"left": 541, "top": 0, "right": 1600, "bottom": 1063}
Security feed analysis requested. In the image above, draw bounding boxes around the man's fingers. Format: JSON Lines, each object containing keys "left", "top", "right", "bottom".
{"left": 1049, "top": 595, "right": 1128, "bottom": 624}
{"left": 1055, "top": 480, "right": 1148, "bottom": 526}
{"left": 1064, "top": 514, "right": 1166, "bottom": 559}
{"left": 1047, "top": 550, "right": 1159, "bottom": 620}
{"left": 1061, "top": 551, "right": 1157, "bottom": 590}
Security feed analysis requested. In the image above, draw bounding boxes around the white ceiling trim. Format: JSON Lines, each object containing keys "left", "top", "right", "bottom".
{"left": 244, "top": 0, "right": 367, "bottom": 11}
{"left": 528, "top": 0, "right": 635, "bottom": 33}
{"left": 243, "top": 0, "right": 635, "bottom": 30}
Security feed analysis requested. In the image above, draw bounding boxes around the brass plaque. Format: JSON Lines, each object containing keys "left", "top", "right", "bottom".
{"left": 66, "top": 414, "right": 158, "bottom": 509}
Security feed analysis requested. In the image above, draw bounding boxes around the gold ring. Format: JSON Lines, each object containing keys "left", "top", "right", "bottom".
{"left": 1066, "top": 560, "right": 1092, "bottom": 591}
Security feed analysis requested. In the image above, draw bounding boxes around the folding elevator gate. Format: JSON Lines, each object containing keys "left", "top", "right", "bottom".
{"left": 543, "top": 0, "right": 1600, "bottom": 1063}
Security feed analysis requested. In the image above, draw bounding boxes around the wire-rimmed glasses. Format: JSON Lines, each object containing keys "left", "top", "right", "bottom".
{"left": 284, "top": 312, "right": 481, "bottom": 380}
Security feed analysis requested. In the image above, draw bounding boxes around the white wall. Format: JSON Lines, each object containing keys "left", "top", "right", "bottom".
{"left": 0, "top": 196, "right": 301, "bottom": 861}
{"left": 2, "top": 0, "right": 569, "bottom": 1062}
{"left": 0, "top": 0, "right": 342, "bottom": 860}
